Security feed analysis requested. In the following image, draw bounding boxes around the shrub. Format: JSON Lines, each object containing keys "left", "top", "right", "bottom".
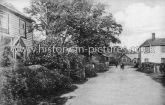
{"left": 26, "top": 48, "right": 87, "bottom": 82}
{"left": 70, "top": 68, "right": 86, "bottom": 82}
{"left": 137, "top": 63, "right": 157, "bottom": 74}
{"left": 68, "top": 54, "right": 86, "bottom": 82}
{"left": 25, "top": 49, "right": 60, "bottom": 69}
{"left": 2, "top": 60, "right": 73, "bottom": 105}
{"left": 27, "top": 65, "right": 72, "bottom": 93}
{"left": 94, "top": 63, "right": 109, "bottom": 73}
{"left": 85, "top": 64, "right": 97, "bottom": 77}
{"left": 134, "top": 63, "right": 139, "bottom": 68}
{"left": 0, "top": 47, "right": 13, "bottom": 67}
{"left": 25, "top": 46, "right": 85, "bottom": 77}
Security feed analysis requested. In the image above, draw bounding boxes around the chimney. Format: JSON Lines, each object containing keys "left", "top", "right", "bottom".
{"left": 152, "top": 33, "right": 155, "bottom": 40}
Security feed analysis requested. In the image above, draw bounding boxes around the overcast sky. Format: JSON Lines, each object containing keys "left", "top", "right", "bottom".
{"left": 5, "top": 0, "right": 165, "bottom": 48}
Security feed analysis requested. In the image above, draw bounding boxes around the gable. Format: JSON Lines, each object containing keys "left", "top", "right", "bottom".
{"left": 125, "top": 54, "right": 138, "bottom": 60}
{"left": 12, "top": 37, "right": 26, "bottom": 47}
{"left": 119, "top": 54, "right": 131, "bottom": 61}
{"left": 0, "top": 3, "right": 34, "bottom": 22}
{"left": 122, "top": 55, "right": 131, "bottom": 60}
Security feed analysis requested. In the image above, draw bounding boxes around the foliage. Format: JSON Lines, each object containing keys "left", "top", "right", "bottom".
{"left": 137, "top": 63, "right": 158, "bottom": 74}
{"left": 67, "top": 1, "right": 122, "bottom": 56}
{"left": 2, "top": 60, "right": 72, "bottom": 105}
{"left": 94, "top": 63, "right": 109, "bottom": 73}
{"left": 134, "top": 63, "right": 139, "bottom": 68}
{"left": 0, "top": 46, "right": 13, "bottom": 67}
{"left": 85, "top": 64, "right": 97, "bottom": 77}
{"left": 24, "top": 0, "right": 122, "bottom": 57}
{"left": 25, "top": 38, "right": 69, "bottom": 70}
{"left": 23, "top": 0, "right": 122, "bottom": 85}
{"left": 25, "top": 38, "right": 87, "bottom": 82}
{"left": 68, "top": 53, "right": 86, "bottom": 81}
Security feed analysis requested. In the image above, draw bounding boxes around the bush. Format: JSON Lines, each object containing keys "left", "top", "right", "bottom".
{"left": 134, "top": 63, "right": 139, "bottom": 68}
{"left": 28, "top": 65, "right": 72, "bottom": 92}
{"left": 68, "top": 54, "right": 86, "bottom": 82}
{"left": 94, "top": 63, "right": 109, "bottom": 73}
{"left": 0, "top": 47, "right": 13, "bottom": 67}
{"left": 85, "top": 64, "right": 97, "bottom": 78}
{"left": 137, "top": 63, "right": 156, "bottom": 74}
{"left": 2, "top": 60, "right": 73, "bottom": 105}
{"left": 26, "top": 48, "right": 87, "bottom": 82}
{"left": 70, "top": 68, "right": 86, "bottom": 82}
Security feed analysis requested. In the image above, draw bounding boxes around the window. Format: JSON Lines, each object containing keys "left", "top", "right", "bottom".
{"left": 0, "top": 10, "right": 9, "bottom": 34}
{"left": 19, "top": 19, "right": 26, "bottom": 38}
{"left": 144, "top": 47, "right": 150, "bottom": 53}
{"left": 122, "top": 57, "right": 127, "bottom": 62}
{"left": 161, "top": 46, "right": 165, "bottom": 53}
{"left": 161, "top": 58, "right": 165, "bottom": 64}
{"left": 145, "top": 58, "right": 149, "bottom": 62}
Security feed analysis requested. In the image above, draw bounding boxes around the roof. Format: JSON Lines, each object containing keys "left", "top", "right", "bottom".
{"left": 119, "top": 53, "right": 138, "bottom": 60}
{"left": 0, "top": 2, "right": 34, "bottom": 22}
{"left": 12, "top": 37, "right": 26, "bottom": 47}
{"left": 103, "top": 53, "right": 116, "bottom": 57}
{"left": 119, "top": 54, "right": 131, "bottom": 61}
{"left": 125, "top": 54, "right": 138, "bottom": 60}
{"left": 140, "top": 38, "right": 165, "bottom": 47}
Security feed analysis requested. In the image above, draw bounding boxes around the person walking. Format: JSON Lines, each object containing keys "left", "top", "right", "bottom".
{"left": 120, "top": 63, "right": 125, "bottom": 70}
{"left": 115, "top": 62, "right": 118, "bottom": 68}
{"left": 122, "top": 63, "right": 125, "bottom": 70}
{"left": 120, "top": 63, "right": 122, "bottom": 69}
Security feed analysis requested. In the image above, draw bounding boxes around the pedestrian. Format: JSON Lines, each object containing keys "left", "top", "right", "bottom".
{"left": 121, "top": 63, "right": 124, "bottom": 70}
{"left": 115, "top": 62, "right": 118, "bottom": 68}
{"left": 120, "top": 63, "right": 122, "bottom": 69}
{"left": 122, "top": 63, "right": 125, "bottom": 70}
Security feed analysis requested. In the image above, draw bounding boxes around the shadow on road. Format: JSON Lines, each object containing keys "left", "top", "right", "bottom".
{"left": 50, "top": 96, "right": 76, "bottom": 105}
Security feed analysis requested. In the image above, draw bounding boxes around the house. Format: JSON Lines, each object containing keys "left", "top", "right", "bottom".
{"left": 119, "top": 53, "right": 138, "bottom": 65}
{"left": 100, "top": 46, "right": 129, "bottom": 65}
{"left": 0, "top": 2, "right": 34, "bottom": 58}
{"left": 139, "top": 33, "right": 165, "bottom": 64}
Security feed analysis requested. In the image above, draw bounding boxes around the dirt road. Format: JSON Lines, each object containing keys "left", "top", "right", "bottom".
{"left": 62, "top": 66, "right": 165, "bottom": 105}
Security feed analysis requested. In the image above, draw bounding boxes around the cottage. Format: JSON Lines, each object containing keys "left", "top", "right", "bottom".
{"left": 0, "top": 2, "right": 34, "bottom": 58}
{"left": 119, "top": 53, "right": 138, "bottom": 65}
{"left": 139, "top": 33, "right": 165, "bottom": 64}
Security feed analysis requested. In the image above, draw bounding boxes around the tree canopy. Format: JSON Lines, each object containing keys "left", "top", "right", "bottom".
{"left": 24, "top": 0, "right": 122, "bottom": 57}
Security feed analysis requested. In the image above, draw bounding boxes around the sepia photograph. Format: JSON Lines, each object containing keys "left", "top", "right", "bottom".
{"left": 0, "top": 0, "right": 165, "bottom": 105}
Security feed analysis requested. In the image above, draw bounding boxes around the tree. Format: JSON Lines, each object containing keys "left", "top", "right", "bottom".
{"left": 67, "top": 0, "right": 122, "bottom": 57}
{"left": 24, "top": 0, "right": 71, "bottom": 38}
{"left": 24, "top": 0, "right": 122, "bottom": 57}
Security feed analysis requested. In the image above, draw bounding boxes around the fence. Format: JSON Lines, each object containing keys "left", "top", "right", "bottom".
{"left": 140, "top": 62, "right": 165, "bottom": 75}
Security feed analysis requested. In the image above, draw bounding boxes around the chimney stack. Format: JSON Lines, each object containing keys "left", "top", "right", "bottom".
{"left": 152, "top": 33, "right": 155, "bottom": 40}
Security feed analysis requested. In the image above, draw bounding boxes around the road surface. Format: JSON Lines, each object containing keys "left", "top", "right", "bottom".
{"left": 62, "top": 66, "right": 165, "bottom": 105}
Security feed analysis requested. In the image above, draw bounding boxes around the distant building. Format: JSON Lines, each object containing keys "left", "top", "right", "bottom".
{"left": 119, "top": 53, "right": 138, "bottom": 65}
{"left": 139, "top": 33, "right": 165, "bottom": 64}
{"left": 0, "top": 2, "right": 34, "bottom": 58}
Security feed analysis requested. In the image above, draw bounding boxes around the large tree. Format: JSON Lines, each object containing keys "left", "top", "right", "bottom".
{"left": 24, "top": 0, "right": 122, "bottom": 57}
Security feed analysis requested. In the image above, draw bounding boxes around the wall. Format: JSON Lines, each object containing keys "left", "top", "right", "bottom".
{"left": 0, "top": 6, "right": 33, "bottom": 48}
{"left": 140, "top": 46, "right": 165, "bottom": 63}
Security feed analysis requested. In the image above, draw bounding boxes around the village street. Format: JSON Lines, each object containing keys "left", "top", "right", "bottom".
{"left": 62, "top": 66, "right": 165, "bottom": 105}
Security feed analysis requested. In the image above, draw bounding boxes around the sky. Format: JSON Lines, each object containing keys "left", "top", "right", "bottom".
{"left": 4, "top": 0, "right": 165, "bottom": 48}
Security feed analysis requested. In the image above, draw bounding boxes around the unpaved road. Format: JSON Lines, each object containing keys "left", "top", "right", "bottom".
{"left": 62, "top": 66, "right": 165, "bottom": 105}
